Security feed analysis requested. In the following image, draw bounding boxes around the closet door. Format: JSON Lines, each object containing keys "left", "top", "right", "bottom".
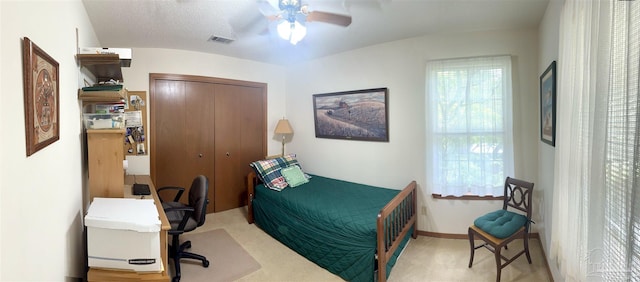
{"left": 214, "top": 84, "right": 265, "bottom": 212}
{"left": 153, "top": 80, "right": 191, "bottom": 191}
{"left": 151, "top": 74, "right": 266, "bottom": 213}
{"left": 152, "top": 80, "right": 215, "bottom": 207}
{"left": 185, "top": 81, "right": 216, "bottom": 210}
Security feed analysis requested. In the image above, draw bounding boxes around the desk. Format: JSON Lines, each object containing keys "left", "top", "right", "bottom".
{"left": 87, "top": 175, "right": 171, "bottom": 282}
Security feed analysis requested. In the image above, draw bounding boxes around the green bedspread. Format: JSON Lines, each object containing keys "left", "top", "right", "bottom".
{"left": 252, "top": 175, "right": 409, "bottom": 282}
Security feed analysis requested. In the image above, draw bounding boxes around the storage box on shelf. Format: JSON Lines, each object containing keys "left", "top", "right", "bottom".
{"left": 86, "top": 176, "right": 171, "bottom": 282}
{"left": 83, "top": 113, "right": 125, "bottom": 130}
{"left": 85, "top": 198, "right": 162, "bottom": 272}
{"left": 93, "top": 103, "right": 125, "bottom": 114}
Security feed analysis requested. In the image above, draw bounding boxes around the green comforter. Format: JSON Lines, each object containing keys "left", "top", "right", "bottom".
{"left": 253, "top": 175, "right": 408, "bottom": 282}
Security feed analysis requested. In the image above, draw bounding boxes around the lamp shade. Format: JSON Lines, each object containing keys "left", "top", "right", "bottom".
{"left": 274, "top": 119, "right": 293, "bottom": 135}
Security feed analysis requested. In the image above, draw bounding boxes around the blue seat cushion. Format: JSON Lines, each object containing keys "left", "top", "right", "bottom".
{"left": 474, "top": 210, "right": 527, "bottom": 239}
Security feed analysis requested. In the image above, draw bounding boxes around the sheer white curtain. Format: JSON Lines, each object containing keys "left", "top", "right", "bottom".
{"left": 551, "top": 0, "right": 640, "bottom": 281}
{"left": 550, "top": 1, "right": 608, "bottom": 280}
{"left": 426, "top": 56, "right": 514, "bottom": 196}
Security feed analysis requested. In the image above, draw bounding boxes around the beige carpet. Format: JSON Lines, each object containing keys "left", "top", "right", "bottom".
{"left": 211, "top": 208, "right": 551, "bottom": 282}
{"left": 173, "top": 228, "right": 261, "bottom": 282}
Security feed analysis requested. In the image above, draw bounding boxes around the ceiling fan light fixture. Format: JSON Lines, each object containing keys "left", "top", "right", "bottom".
{"left": 277, "top": 20, "right": 306, "bottom": 45}
{"left": 279, "top": 0, "right": 301, "bottom": 22}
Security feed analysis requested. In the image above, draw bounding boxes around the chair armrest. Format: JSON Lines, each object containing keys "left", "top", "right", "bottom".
{"left": 164, "top": 206, "right": 194, "bottom": 232}
{"left": 157, "top": 186, "right": 185, "bottom": 203}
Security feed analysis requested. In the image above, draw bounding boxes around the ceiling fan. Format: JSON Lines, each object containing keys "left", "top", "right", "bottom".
{"left": 274, "top": 0, "right": 352, "bottom": 26}
{"left": 260, "top": 0, "right": 352, "bottom": 44}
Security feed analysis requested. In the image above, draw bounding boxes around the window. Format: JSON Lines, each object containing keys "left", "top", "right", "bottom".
{"left": 426, "top": 56, "right": 514, "bottom": 197}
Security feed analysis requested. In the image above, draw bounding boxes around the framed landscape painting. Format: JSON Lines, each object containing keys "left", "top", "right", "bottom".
{"left": 313, "top": 88, "right": 389, "bottom": 142}
{"left": 540, "top": 61, "right": 556, "bottom": 147}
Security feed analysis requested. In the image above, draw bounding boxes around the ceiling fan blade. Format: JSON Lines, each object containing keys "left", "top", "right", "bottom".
{"left": 229, "top": 1, "right": 281, "bottom": 37}
{"left": 258, "top": 0, "right": 280, "bottom": 20}
{"left": 306, "top": 11, "right": 352, "bottom": 27}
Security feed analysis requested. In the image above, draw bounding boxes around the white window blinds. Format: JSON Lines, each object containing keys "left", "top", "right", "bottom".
{"left": 603, "top": 2, "right": 640, "bottom": 280}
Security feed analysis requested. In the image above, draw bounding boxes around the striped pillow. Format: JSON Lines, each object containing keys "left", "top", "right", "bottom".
{"left": 250, "top": 154, "right": 302, "bottom": 191}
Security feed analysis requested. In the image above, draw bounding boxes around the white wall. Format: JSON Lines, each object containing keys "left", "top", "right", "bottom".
{"left": 120, "top": 48, "right": 287, "bottom": 175}
{"left": 538, "top": 0, "right": 563, "bottom": 280}
{"left": 286, "top": 29, "right": 540, "bottom": 234}
{"left": 0, "top": 0, "right": 100, "bottom": 280}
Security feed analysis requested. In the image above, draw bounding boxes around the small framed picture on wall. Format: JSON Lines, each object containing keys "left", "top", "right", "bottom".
{"left": 540, "top": 61, "right": 557, "bottom": 147}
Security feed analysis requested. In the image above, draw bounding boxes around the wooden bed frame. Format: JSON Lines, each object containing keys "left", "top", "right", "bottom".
{"left": 246, "top": 171, "right": 417, "bottom": 282}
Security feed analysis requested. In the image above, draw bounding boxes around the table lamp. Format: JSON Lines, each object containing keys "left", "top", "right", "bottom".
{"left": 274, "top": 118, "right": 293, "bottom": 156}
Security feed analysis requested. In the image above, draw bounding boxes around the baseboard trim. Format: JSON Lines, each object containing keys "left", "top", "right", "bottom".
{"left": 416, "top": 230, "right": 541, "bottom": 239}
{"left": 535, "top": 237, "right": 555, "bottom": 282}
{"left": 415, "top": 230, "right": 551, "bottom": 281}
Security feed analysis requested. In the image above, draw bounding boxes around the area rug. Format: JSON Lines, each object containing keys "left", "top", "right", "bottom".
{"left": 172, "top": 228, "right": 261, "bottom": 282}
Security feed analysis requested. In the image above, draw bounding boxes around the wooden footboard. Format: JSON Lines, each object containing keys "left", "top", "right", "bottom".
{"left": 377, "top": 180, "right": 417, "bottom": 282}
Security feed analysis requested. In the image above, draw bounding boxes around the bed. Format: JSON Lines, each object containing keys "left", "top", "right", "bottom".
{"left": 246, "top": 157, "right": 417, "bottom": 282}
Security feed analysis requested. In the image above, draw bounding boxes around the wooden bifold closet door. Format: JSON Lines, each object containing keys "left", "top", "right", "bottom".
{"left": 150, "top": 74, "right": 266, "bottom": 213}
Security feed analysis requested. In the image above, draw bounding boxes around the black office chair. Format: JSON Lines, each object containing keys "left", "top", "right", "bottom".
{"left": 468, "top": 177, "right": 534, "bottom": 282}
{"left": 158, "top": 175, "right": 210, "bottom": 282}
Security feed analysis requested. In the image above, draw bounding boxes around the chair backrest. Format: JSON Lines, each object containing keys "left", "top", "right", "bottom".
{"left": 188, "top": 175, "right": 209, "bottom": 227}
{"left": 502, "top": 177, "right": 534, "bottom": 220}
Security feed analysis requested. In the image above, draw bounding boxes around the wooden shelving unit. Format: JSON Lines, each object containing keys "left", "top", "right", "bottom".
{"left": 77, "top": 53, "right": 127, "bottom": 103}
{"left": 77, "top": 54, "right": 123, "bottom": 82}
{"left": 78, "top": 52, "right": 169, "bottom": 281}
{"left": 78, "top": 54, "right": 127, "bottom": 197}
{"left": 77, "top": 88, "right": 127, "bottom": 102}
{"left": 86, "top": 129, "right": 125, "bottom": 200}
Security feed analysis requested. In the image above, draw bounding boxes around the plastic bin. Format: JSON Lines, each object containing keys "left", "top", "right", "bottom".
{"left": 83, "top": 113, "right": 125, "bottom": 129}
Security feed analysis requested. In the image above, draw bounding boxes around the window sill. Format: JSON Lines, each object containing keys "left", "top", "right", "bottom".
{"left": 431, "top": 193, "right": 503, "bottom": 200}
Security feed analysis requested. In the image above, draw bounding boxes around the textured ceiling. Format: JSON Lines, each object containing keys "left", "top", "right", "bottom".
{"left": 82, "top": 0, "right": 549, "bottom": 66}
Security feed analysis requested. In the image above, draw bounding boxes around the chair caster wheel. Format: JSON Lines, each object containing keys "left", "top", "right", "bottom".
{"left": 203, "top": 260, "right": 210, "bottom": 267}
{"left": 185, "top": 241, "right": 192, "bottom": 249}
{"left": 172, "top": 277, "right": 180, "bottom": 282}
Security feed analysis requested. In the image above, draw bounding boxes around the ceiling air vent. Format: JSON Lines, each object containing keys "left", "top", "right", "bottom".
{"left": 208, "top": 35, "right": 234, "bottom": 44}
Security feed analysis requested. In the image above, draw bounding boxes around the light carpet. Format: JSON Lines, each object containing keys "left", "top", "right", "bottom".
{"left": 172, "top": 228, "right": 261, "bottom": 282}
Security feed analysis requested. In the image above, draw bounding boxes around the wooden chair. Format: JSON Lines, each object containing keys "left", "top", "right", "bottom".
{"left": 468, "top": 177, "right": 534, "bottom": 282}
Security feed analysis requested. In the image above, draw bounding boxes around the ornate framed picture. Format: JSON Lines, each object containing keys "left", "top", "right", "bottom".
{"left": 540, "top": 61, "right": 556, "bottom": 147}
{"left": 312, "top": 88, "right": 389, "bottom": 142}
{"left": 23, "top": 37, "right": 60, "bottom": 156}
